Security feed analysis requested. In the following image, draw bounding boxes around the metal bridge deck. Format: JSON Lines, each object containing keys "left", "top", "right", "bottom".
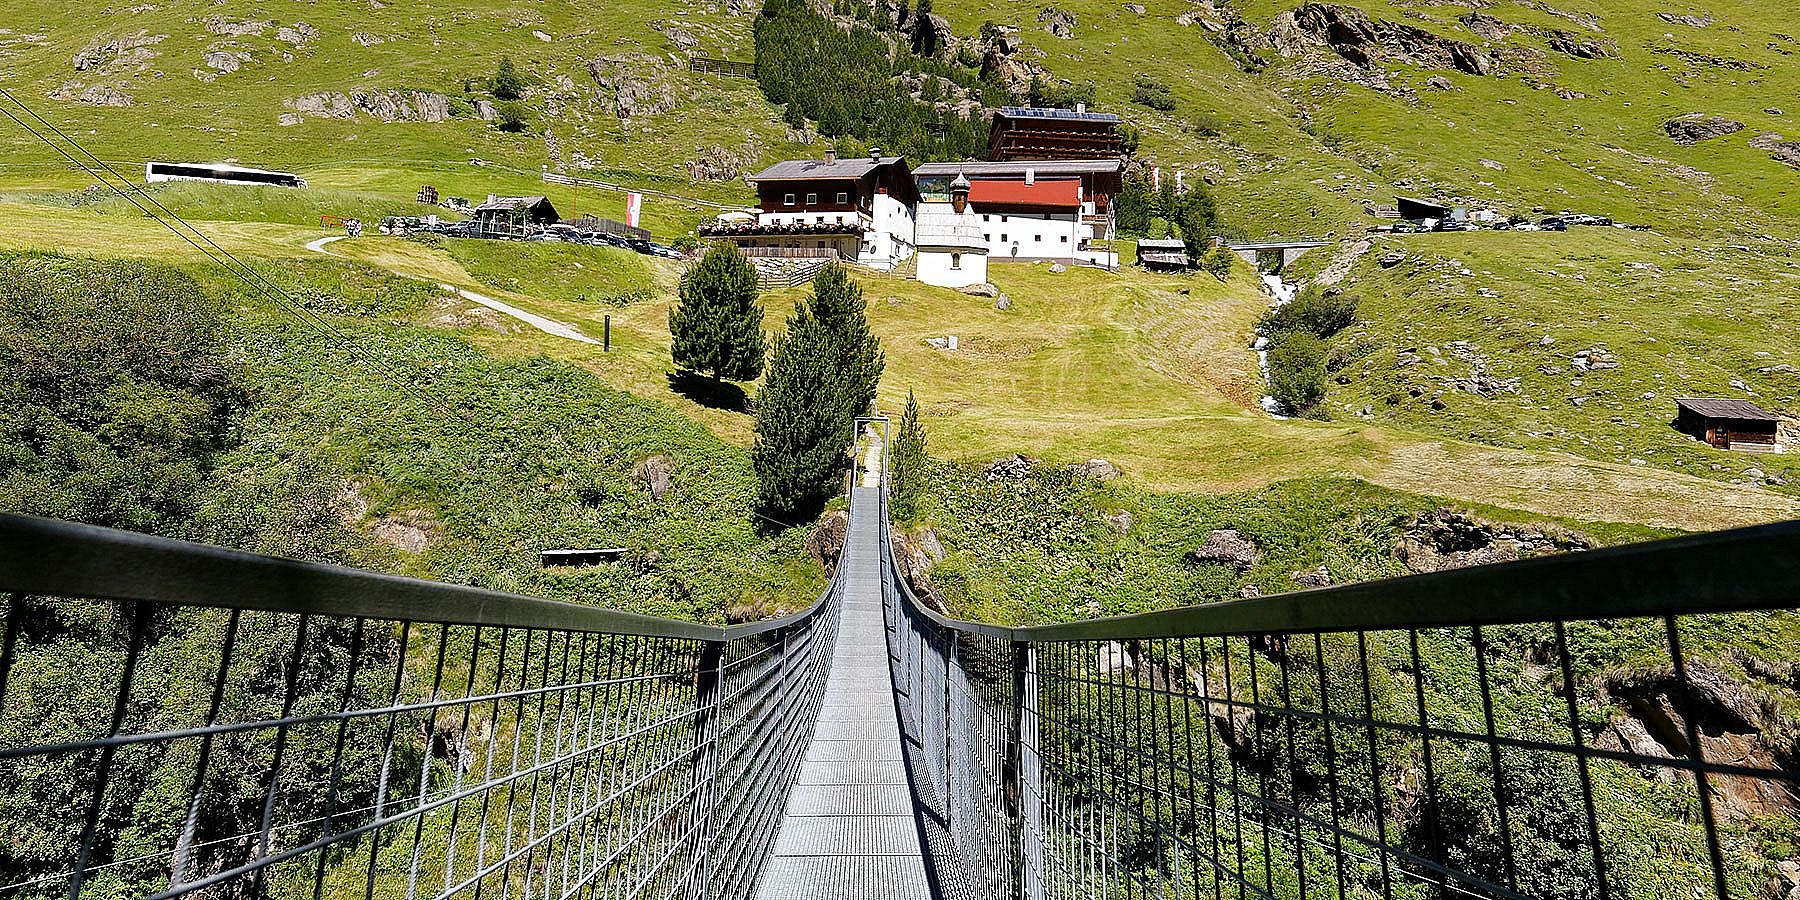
{"left": 754, "top": 486, "right": 930, "bottom": 899}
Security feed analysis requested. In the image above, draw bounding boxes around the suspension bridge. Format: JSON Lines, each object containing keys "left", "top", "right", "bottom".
{"left": 0, "top": 452, "right": 1796, "bottom": 900}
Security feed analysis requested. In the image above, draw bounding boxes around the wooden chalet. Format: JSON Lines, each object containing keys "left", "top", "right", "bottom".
{"left": 1673, "top": 397, "right": 1781, "bottom": 451}
{"left": 987, "top": 106, "right": 1124, "bottom": 161}
{"left": 1136, "top": 237, "right": 1189, "bottom": 271}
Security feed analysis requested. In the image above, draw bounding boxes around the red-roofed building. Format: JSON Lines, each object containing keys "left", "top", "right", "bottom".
{"left": 914, "top": 161, "right": 1117, "bottom": 267}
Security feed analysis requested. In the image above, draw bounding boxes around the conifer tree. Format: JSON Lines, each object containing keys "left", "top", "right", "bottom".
{"left": 807, "top": 262, "right": 883, "bottom": 432}
{"left": 669, "top": 242, "right": 765, "bottom": 384}
{"left": 889, "top": 390, "right": 927, "bottom": 519}
{"left": 492, "top": 56, "right": 526, "bottom": 101}
{"left": 913, "top": 0, "right": 939, "bottom": 56}
{"left": 1115, "top": 170, "right": 1153, "bottom": 236}
{"left": 752, "top": 303, "right": 844, "bottom": 521}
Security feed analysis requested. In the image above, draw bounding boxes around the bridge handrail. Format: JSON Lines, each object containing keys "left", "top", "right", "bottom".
{"left": 888, "top": 516, "right": 1800, "bottom": 642}
{"left": 879, "top": 486, "right": 1800, "bottom": 900}
{"left": 0, "top": 512, "right": 828, "bottom": 642}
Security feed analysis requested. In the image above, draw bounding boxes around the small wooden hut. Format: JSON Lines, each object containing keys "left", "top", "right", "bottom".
{"left": 1673, "top": 398, "right": 1780, "bottom": 450}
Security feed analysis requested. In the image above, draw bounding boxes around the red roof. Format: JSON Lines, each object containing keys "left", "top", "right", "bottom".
{"left": 967, "top": 177, "right": 1080, "bottom": 208}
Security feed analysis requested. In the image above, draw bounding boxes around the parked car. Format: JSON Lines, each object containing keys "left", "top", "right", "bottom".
{"left": 1538, "top": 217, "right": 1569, "bottom": 231}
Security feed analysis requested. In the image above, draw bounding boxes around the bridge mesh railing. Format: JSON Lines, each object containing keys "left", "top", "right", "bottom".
{"left": 882, "top": 495, "right": 1800, "bottom": 900}
{"left": 0, "top": 513, "right": 838, "bottom": 900}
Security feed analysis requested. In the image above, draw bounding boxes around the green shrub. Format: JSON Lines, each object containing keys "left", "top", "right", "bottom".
{"left": 1261, "top": 288, "right": 1358, "bottom": 339}
{"left": 493, "top": 100, "right": 529, "bottom": 132}
{"left": 1130, "top": 77, "right": 1177, "bottom": 112}
{"left": 1266, "top": 329, "right": 1327, "bottom": 417}
{"left": 670, "top": 242, "right": 765, "bottom": 383}
{"left": 890, "top": 391, "right": 927, "bottom": 520}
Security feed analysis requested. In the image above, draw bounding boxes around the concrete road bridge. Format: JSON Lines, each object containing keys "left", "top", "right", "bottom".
{"left": 1227, "top": 239, "right": 1331, "bottom": 272}
{"left": 0, "top": 445, "right": 1796, "bottom": 899}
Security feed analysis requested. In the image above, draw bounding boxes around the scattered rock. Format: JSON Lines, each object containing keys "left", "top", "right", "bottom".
{"left": 995, "top": 292, "right": 1012, "bottom": 310}
{"left": 1545, "top": 29, "right": 1616, "bottom": 59}
{"left": 1102, "top": 510, "right": 1134, "bottom": 534}
{"left": 72, "top": 31, "right": 165, "bottom": 73}
{"left": 1186, "top": 529, "right": 1260, "bottom": 572}
{"left": 1663, "top": 113, "right": 1745, "bottom": 144}
{"left": 1237, "top": 584, "right": 1263, "bottom": 599}
{"left": 1291, "top": 565, "right": 1332, "bottom": 588}
{"left": 1395, "top": 508, "right": 1588, "bottom": 574}
{"left": 1048, "top": 262, "right": 1067, "bottom": 274}
{"left": 202, "top": 15, "right": 269, "bottom": 37}
{"left": 276, "top": 22, "right": 318, "bottom": 46}
{"left": 1270, "top": 4, "right": 1492, "bottom": 76}
{"left": 1750, "top": 132, "right": 1800, "bottom": 170}
{"left": 474, "top": 99, "right": 496, "bottom": 121}
{"left": 1656, "top": 12, "right": 1712, "bottom": 27}
{"left": 589, "top": 54, "right": 686, "bottom": 119}
{"left": 283, "top": 89, "right": 451, "bottom": 123}
{"left": 532, "top": 29, "right": 555, "bottom": 42}
{"left": 959, "top": 282, "right": 999, "bottom": 297}
{"left": 685, "top": 144, "right": 755, "bottom": 182}
{"left": 634, "top": 454, "right": 674, "bottom": 500}
{"left": 48, "top": 81, "right": 134, "bottom": 106}
{"left": 984, "top": 453, "right": 1035, "bottom": 480}
{"left": 351, "top": 32, "right": 385, "bottom": 47}
{"left": 203, "top": 50, "right": 244, "bottom": 73}
{"left": 1458, "top": 12, "right": 1513, "bottom": 41}
{"left": 1074, "top": 458, "right": 1121, "bottom": 481}
{"left": 1039, "top": 6, "right": 1078, "bottom": 39}
{"left": 1379, "top": 251, "right": 1406, "bottom": 268}
{"left": 891, "top": 527, "right": 947, "bottom": 611}
{"left": 1123, "top": 2, "right": 1146, "bottom": 13}
{"left": 1426, "top": 74, "right": 1454, "bottom": 90}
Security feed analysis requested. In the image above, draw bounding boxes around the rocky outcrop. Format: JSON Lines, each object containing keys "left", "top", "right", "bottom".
{"left": 1185, "top": 529, "right": 1260, "bottom": 572}
{"left": 1458, "top": 12, "right": 1513, "bottom": 41}
{"left": 1656, "top": 12, "right": 1712, "bottom": 27}
{"left": 283, "top": 89, "right": 451, "bottom": 123}
{"left": 891, "top": 526, "right": 947, "bottom": 611}
{"left": 72, "top": 31, "right": 164, "bottom": 73}
{"left": 48, "top": 82, "right": 134, "bottom": 107}
{"left": 276, "top": 22, "right": 319, "bottom": 46}
{"left": 634, "top": 454, "right": 674, "bottom": 500}
{"left": 1394, "top": 508, "right": 1588, "bottom": 574}
{"left": 1545, "top": 28, "right": 1616, "bottom": 59}
{"left": 1073, "top": 458, "right": 1120, "bottom": 481}
{"left": 977, "top": 24, "right": 1049, "bottom": 100}
{"left": 1271, "top": 4, "right": 1492, "bottom": 76}
{"left": 805, "top": 509, "right": 848, "bottom": 574}
{"left": 1038, "top": 6, "right": 1077, "bottom": 39}
{"left": 203, "top": 50, "right": 246, "bottom": 73}
{"left": 202, "top": 15, "right": 269, "bottom": 37}
{"left": 984, "top": 453, "right": 1035, "bottom": 480}
{"left": 1663, "top": 113, "right": 1745, "bottom": 144}
{"left": 370, "top": 510, "right": 438, "bottom": 553}
{"left": 1751, "top": 132, "right": 1800, "bottom": 170}
{"left": 685, "top": 144, "right": 755, "bottom": 182}
{"left": 1596, "top": 662, "right": 1798, "bottom": 821}
{"left": 589, "top": 54, "right": 685, "bottom": 120}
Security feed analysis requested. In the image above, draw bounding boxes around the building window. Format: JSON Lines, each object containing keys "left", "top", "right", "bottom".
{"left": 951, "top": 252, "right": 962, "bottom": 270}
{"left": 983, "top": 214, "right": 990, "bottom": 222}
{"left": 1001, "top": 215, "right": 1008, "bottom": 222}
{"left": 836, "top": 215, "right": 845, "bottom": 224}
{"left": 1060, "top": 235, "right": 1069, "bottom": 243}
{"left": 784, "top": 193, "right": 795, "bottom": 205}
{"left": 1035, "top": 235, "right": 1042, "bottom": 242}
{"left": 806, "top": 192, "right": 818, "bottom": 204}
{"left": 836, "top": 192, "right": 848, "bottom": 203}
{"left": 983, "top": 234, "right": 991, "bottom": 241}
{"left": 1001, "top": 234, "right": 1008, "bottom": 242}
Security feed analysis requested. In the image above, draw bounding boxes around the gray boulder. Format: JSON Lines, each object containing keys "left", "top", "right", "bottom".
{"left": 1663, "top": 113, "right": 1744, "bottom": 144}
{"left": 1186, "top": 529, "right": 1260, "bottom": 571}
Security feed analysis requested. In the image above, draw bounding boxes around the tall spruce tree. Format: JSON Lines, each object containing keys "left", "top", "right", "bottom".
{"left": 752, "top": 303, "right": 844, "bottom": 521}
{"left": 913, "top": 0, "right": 939, "bottom": 56}
{"left": 670, "top": 242, "right": 765, "bottom": 383}
{"left": 1115, "top": 170, "right": 1153, "bottom": 236}
{"left": 889, "top": 390, "right": 927, "bottom": 519}
{"left": 750, "top": 263, "right": 885, "bottom": 522}
{"left": 492, "top": 56, "right": 526, "bottom": 101}
{"left": 808, "top": 262, "right": 883, "bottom": 431}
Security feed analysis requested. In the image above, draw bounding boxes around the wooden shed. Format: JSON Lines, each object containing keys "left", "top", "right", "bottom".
{"left": 1673, "top": 397, "right": 1780, "bottom": 450}
{"left": 474, "top": 195, "right": 560, "bottom": 238}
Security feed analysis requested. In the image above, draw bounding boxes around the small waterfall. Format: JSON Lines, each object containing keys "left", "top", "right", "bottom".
{"left": 1255, "top": 273, "right": 1299, "bottom": 418}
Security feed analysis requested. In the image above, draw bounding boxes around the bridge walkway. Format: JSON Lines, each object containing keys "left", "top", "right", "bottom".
{"left": 753, "top": 484, "right": 930, "bottom": 899}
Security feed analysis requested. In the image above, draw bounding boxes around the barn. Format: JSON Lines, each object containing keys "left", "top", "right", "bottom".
{"left": 1673, "top": 397, "right": 1781, "bottom": 451}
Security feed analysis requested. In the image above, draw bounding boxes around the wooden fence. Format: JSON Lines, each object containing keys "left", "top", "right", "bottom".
{"left": 689, "top": 57, "right": 757, "bottom": 79}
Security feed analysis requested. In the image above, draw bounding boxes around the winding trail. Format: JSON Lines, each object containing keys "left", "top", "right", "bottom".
{"left": 304, "top": 234, "right": 600, "bottom": 345}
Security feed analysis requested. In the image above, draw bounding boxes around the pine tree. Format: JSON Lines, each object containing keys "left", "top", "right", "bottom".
{"left": 889, "top": 390, "right": 927, "bottom": 519}
{"left": 669, "top": 242, "right": 766, "bottom": 383}
{"left": 1173, "top": 184, "right": 1221, "bottom": 258}
{"left": 807, "top": 262, "right": 883, "bottom": 432}
{"left": 752, "top": 303, "right": 846, "bottom": 522}
{"left": 1115, "top": 170, "right": 1153, "bottom": 236}
{"left": 913, "top": 0, "right": 939, "bottom": 56}
{"left": 492, "top": 56, "right": 526, "bottom": 101}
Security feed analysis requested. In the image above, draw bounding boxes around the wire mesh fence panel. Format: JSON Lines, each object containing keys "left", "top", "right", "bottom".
{"left": 879, "top": 492, "right": 1800, "bottom": 900}
{"left": 0, "top": 515, "right": 839, "bottom": 900}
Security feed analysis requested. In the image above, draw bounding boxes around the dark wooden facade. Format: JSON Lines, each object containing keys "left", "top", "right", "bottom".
{"left": 987, "top": 107, "right": 1124, "bottom": 161}
{"left": 749, "top": 156, "right": 918, "bottom": 216}
{"left": 1673, "top": 398, "right": 1779, "bottom": 449}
